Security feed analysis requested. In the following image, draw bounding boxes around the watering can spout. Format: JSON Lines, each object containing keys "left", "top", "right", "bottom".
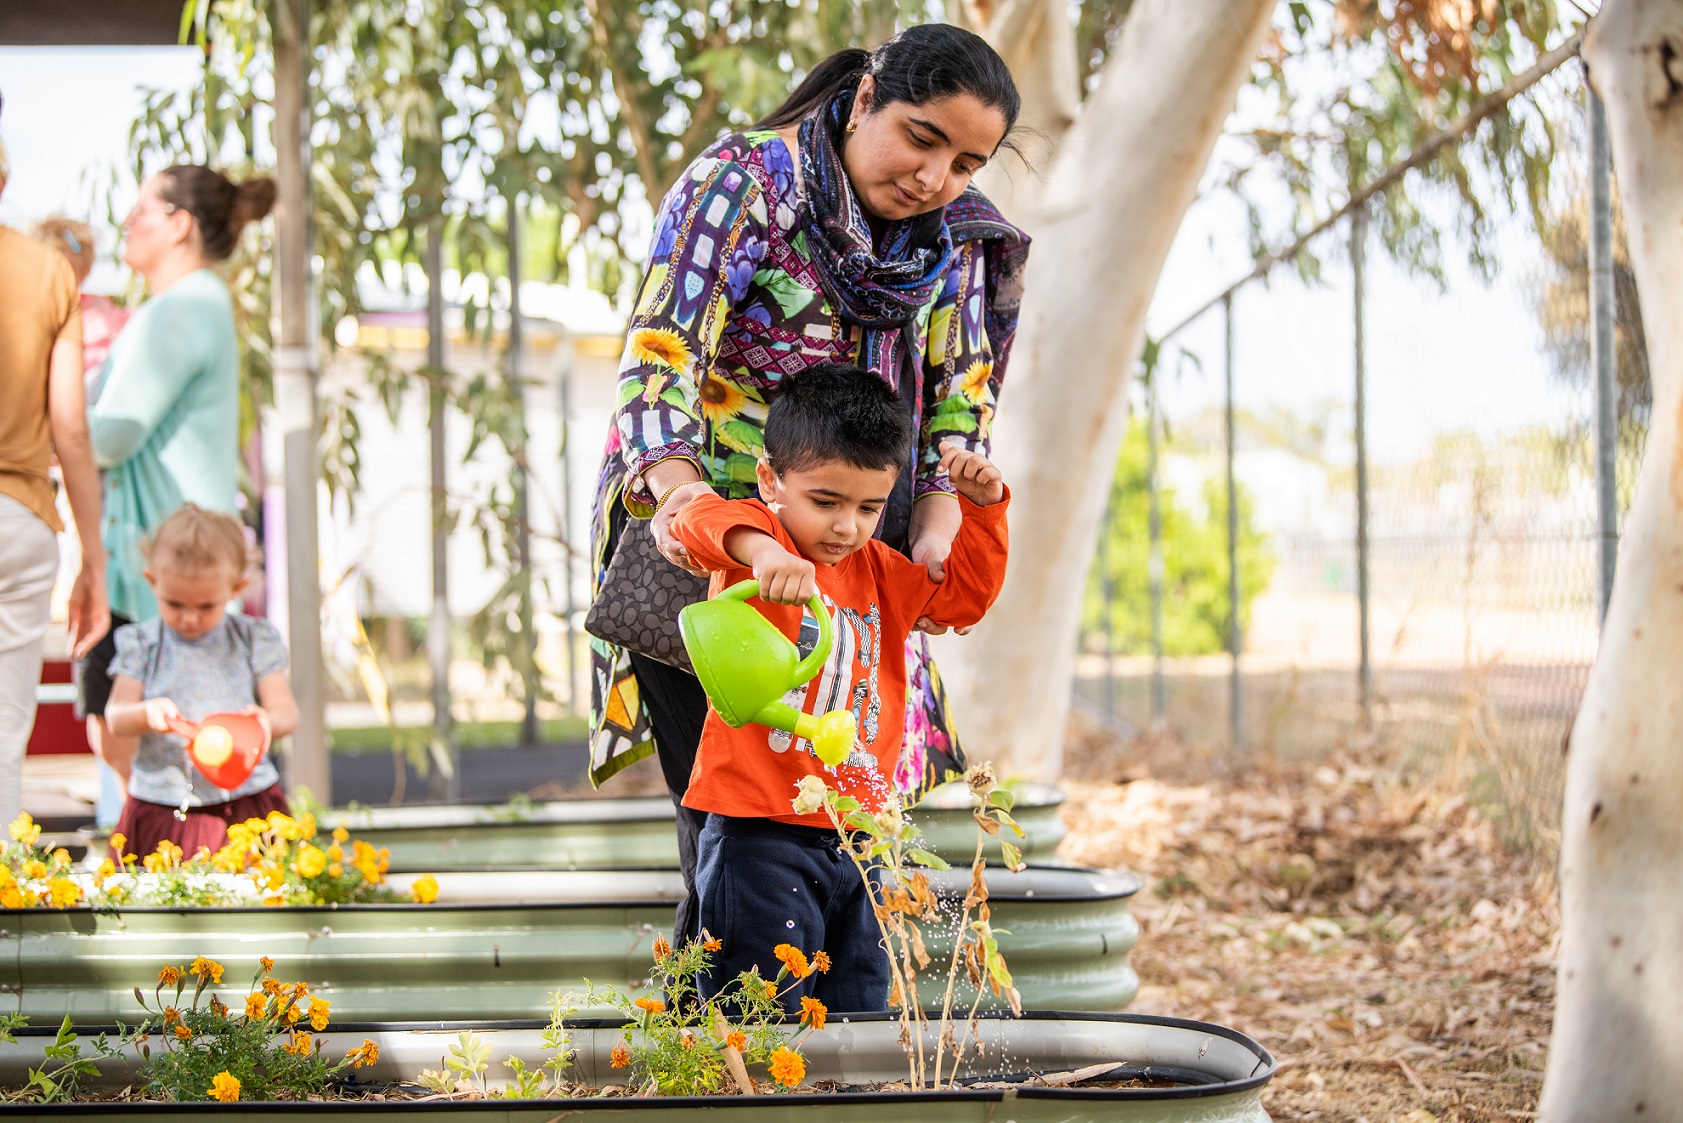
{"left": 679, "top": 580, "right": 859, "bottom": 766}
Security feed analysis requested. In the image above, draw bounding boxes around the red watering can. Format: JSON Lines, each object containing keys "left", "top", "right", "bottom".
{"left": 165, "top": 712, "right": 269, "bottom": 791}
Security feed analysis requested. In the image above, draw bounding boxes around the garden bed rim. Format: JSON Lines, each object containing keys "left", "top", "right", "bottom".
{"left": 2, "top": 1009, "right": 1274, "bottom": 1107}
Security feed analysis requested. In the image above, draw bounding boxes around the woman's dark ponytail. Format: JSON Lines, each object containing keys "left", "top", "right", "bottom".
{"left": 157, "top": 165, "right": 276, "bottom": 262}
{"left": 755, "top": 27, "right": 1020, "bottom": 145}
{"left": 756, "top": 48, "right": 871, "bottom": 129}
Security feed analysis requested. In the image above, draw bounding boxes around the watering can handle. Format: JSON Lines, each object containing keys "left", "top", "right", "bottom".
{"left": 165, "top": 715, "right": 201, "bottom": 741}
{"left": 716, "top": 579, "right": 834, "bottom": 683}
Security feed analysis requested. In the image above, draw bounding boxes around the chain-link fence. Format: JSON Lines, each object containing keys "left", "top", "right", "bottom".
{"left": 1074, "top": 70, "right": 1645, "bottom": 859}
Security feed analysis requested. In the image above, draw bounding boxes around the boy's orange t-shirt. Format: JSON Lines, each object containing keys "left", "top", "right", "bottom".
{"left": 669, "top": 489, "right": 1009, "bottom": 828}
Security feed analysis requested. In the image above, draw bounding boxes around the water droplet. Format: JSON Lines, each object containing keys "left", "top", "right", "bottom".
{"left": 785, "top": 920, "right": 796, "bottom": 928}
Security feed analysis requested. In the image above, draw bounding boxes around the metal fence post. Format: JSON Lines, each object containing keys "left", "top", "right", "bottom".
{"left": 1352, "top": 203, "right": 1373, "bottom": 729}
{"left": 425, "top": 217, "right": 459, "bottom": 800}
{"left": 1147, "top": 377, "right": 1166, "bottom": 727}
{"left": 1589, "top": 84, "right": 1618, "bottom": 624}
{"left": 1223, "top": 293, "right": 1242, "bottom": 751}
{"left": 507, "top": 195, "right": 538, "bottom": 746}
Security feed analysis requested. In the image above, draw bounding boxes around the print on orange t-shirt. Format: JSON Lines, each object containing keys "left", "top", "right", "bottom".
{"left": 669, "top": 489, "right": 1009, "bottom": 828}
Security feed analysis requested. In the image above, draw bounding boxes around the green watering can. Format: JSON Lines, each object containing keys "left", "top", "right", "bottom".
{"left": 678, "top": 579, "right": 858, "bottom": 766}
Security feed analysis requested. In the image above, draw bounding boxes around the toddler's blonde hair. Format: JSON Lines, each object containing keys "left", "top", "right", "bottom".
{"left": 144, "top": 504, "right": 251, "bottom": 579}
{"left": 33, "top": 217, "right": 96, "bottom": 284}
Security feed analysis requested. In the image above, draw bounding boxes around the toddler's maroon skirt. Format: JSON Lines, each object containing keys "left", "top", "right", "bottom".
{"left": 110, "top": 783, "right": 289, "bottom": 861}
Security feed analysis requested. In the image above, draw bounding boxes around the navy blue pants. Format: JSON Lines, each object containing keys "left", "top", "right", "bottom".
{"left": 694, "top": 814, "right": 890, "bottom": 1014}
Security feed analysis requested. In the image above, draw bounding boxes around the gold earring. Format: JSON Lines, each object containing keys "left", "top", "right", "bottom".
{"left": 846, "top": 120, "right": 857, "bottom": 134}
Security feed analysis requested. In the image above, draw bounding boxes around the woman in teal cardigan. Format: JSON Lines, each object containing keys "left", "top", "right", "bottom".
{"left": 79, "top": 165, "right": 275, "bottom": 785}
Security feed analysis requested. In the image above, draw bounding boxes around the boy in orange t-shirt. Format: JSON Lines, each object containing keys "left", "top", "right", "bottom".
{"left": 666, "top": 362, "right": 1009, "bottom": 1012}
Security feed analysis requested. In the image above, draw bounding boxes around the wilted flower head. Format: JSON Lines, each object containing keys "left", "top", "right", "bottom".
{"left": 791, "top": 774, "right": 828, "bottom": 817}
{"left": 964, "top": 761, "right": 997, "bottom": 800}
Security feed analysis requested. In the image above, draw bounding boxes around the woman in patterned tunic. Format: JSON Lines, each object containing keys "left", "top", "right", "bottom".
{"left": 588, "top": 24, "right": 1030, "bottom": 944}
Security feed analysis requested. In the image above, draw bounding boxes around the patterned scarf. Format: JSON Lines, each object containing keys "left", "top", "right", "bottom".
{"left": 797, "top": 89, "right": 955, "bottom": 375}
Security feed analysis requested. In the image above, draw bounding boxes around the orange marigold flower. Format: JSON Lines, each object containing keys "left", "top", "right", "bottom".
{"left": 162, "top": 1007, "right": 181, "bottom": 1027}
{"left": 262, "top": 978, "right": 283, "bottom": 996}
{"left": 703, "top": 937, "right": 723, "bottom": 953}
{"left": 208, "top": 1071, "right": 241, "bottom": 1102}
{"left": 679, "top": 1031, "right": 695, "bottom": 1049}
{"left": 633, "top": 996, "right": 665, "bottom": 1013}
{"left": 799, "top": 996, "right": 827, "bottom": 1030}
{"left": 773, "top": 944, "right": 811, "bottom": 979}
{"left": 346, "top": 1039, "right": 380, "bottom": 1068}
{"left": 811, "top": 951, "right": 832, "bottom": 974}
{"left": 174, "top": 1023, "right": 193, "bottom": 1041}
{"left": 308, "top": 997, "right": 331, "bottom": 1031}
{"left": 651, "top": 934, "right": 671, "bottom": 960}
{"left": 283, "top": 1030, "right": 313, "bottom": 1056}
{"left": 768, "top": 1046, "right": 805, "bottom": 1087}
{"left": 158, "top": 966, "right": 182, "bottom": 988}
{"left": 764, "top": 980, "right": 777, "bottom": 1000}
{"left": 189, "top": 956, "right": 225, "bottom": 984}
{"left": 725, "top": 1031, "right": 747, "bottom": 1052}
{"left": 259, "top": 957, "right": 275, "bottom": 974}
{"left": 610, "top": 1042, "right": 631, "bottom": 1068}
{"left": 209, "top": 995, "right": 229, "bottom": 1019}
{"left": 245, "top": 993, "right": 267, "bottom": 1021}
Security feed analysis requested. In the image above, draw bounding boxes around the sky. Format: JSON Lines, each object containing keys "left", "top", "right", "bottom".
{"left": 0, "top": 43, "right": 1586, "bottom": 470}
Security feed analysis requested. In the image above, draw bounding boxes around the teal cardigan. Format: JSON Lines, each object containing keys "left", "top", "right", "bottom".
{"left": 89, "top": 269, "right": 241, "bottom": 621}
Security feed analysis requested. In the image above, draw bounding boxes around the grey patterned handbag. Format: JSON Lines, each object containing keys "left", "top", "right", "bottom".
{"left": 584, "top": 512, "right": 708, "bottom": 672}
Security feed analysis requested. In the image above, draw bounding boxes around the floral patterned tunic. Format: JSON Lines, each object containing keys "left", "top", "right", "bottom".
{"left": 589, "top": 129, "right": 1005, "bottom": 792}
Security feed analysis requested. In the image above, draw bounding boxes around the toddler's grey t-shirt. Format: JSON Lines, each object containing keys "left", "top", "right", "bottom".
{"left": 109, "top": 615, "right": 288, "bottom": 807}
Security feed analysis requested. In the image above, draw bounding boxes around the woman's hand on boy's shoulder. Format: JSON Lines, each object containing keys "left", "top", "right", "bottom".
{"left": 937, "top": 442, "right": 1006, "bottom": 507}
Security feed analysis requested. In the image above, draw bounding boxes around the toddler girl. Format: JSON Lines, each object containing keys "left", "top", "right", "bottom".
{"left": 104, "top": 504, "right": 297, "bottom": 857}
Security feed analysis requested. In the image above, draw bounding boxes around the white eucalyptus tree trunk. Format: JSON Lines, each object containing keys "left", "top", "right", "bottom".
{"left": 935, "top": 0, "right": 1276, "bottom": 779}
{"left": 1540, "top": 4, "right": 1683, "bottom": 1119}
{"left": 947, "top": 0, "right": 1081, "bottom": 218}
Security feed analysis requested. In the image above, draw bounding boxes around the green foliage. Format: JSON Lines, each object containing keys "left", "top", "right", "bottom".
{"left": 1084, "top": 416, "right": 1274, "bottom": 657}
{"left": 552, "top": 937, "right": 824, "bottom": 1095}
{"left": 17, "top": 1018, "right": 103, "bottom": 1104}
{"left": 1232, "top": 1, "right": 1578, "bottom": 284}
{"left": 118, "top": 957, "right": 380, "bottom": 1102}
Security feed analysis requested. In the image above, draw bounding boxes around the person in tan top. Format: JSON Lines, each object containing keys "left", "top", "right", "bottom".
{"left": 0, "top": 131, "right": 109, "bottom": 825}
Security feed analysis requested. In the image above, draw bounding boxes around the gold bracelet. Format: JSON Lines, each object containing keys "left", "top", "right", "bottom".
{"left": 653, "top": 480, "right": 695, "bottom": 514}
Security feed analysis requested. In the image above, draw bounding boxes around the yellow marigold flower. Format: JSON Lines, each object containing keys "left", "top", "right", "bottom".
{"left": 768, "top": 1046, "right": 805, "bottom": 1087}
{"left": 94, "top": 858, "right": 116, "bottom": 886}
{"left": 346, "top": 1039, "right": 379, "bottom": 1068}
{"left": 264, "top": 864, "right": 286, "bottom": 891}
{"left": 208, "top": 1071, "right": 241, "bottom": 1102}
{"left": 260, "top": 956, "right": 275, "bottom": 974}
{"left": 266, "top": 811, "right": 295, "bottom": 838}
{"left": 262, "top": 977, "right": 283, "bottom": 996}
{"left": 651, "top": 935, "right": 671, "bottom": 960}
{"left": 211, "top": 844, "right": 245, "bottom": 873}
{"left": 328, "top": 863, "right": 343, "bottom": 878}
{"left": 283, "top": 1030, "right": 313, "bottom": 1056}
{"left": 9, "top": 812, "right": 41, "bottom": 847}
{"left": 158, "top": 965, "right": 182, "bottom": 988}
{"left": 332, "top": 826, "right": 349, "bottom": 844}
{"left": 633, "top": 996, "right": 665, "bottom": 1013}
{"left": 629, "top": 326, "right": 694, "bottom": 374}
{"left": 189, "top": 956, "right": 225, "bottom": 984}
{"left": 50, "top": 847, "right": 71, "bottom": 869}
{"left": 410, "top": 873, "right": 439, "bottom": 905}
{"left": 725, "top": 1031, "right": 747, "bottom": 1052}
{"left": 108, "top": 831, "right": 126, "bottom": 854}
{"left": 174, "top": 1023, "right": 193, "bottom": 1041}
{"left": 297, "top": 813, "right": 317, "bottom": 840}
{"left": 327, "top": 843, "right": 343, "bottom": 862}
{"left": 283, "top": 1003, "right": 304, "bottom": 1025}
{"left": 21, "top": 859, "right": 47, "bottom": 880}
{"left": 773, "top": 944, "right": 811, "bottom": 979}
{"left": 811, "top": 951, "right": 831, "bottom": 974}
{"left": 245, "top": 993, "right": 267, "bottom": 1021}
{"left": 0, "top": 886, "right": 27, "bottom": 908}
{"left": 294, "top": 844, "right": 327, "bottom": 879}
{"left": 308, "top": 997, "right": 331, "bottom": 1031}
{"left": 47, "top": 877, "right": 81, "bottom": 909}
{"left": 610, "top": 1042, "right": 631, "bottom": 1068}
{"left": 703, "top": 937, "right": 723, "bottom": 953}
{"left": 799, "top": 996, "right": 827, "bottom": 1030}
